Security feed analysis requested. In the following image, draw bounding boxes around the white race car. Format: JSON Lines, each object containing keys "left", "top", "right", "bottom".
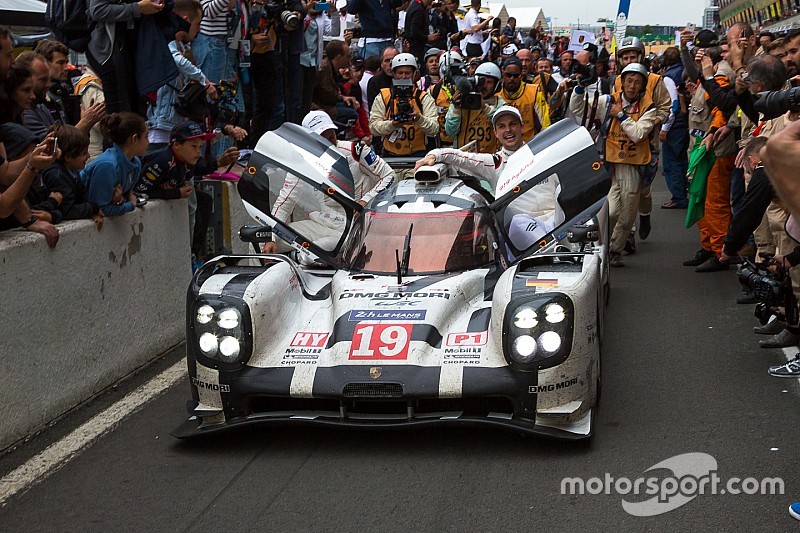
{"left": 173, "top": 120, "right": 611, "bottom": 440}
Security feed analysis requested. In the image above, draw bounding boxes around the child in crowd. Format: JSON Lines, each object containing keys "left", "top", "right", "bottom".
{"left": 28, "top": 125, "right": 105, "bottom": 229}
{"left": 81, "top": 112, "right": 149, "bottom": 217}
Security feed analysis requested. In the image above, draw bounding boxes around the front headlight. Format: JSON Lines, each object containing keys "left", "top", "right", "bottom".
{"left": 190, "top": 297, "right": 252, "bottom": 367}
{"left": 504, "top": 294, "right": 574, "bottom": 369}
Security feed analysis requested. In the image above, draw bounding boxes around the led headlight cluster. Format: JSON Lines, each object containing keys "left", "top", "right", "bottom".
{"left": 504, "top": 294, "right": 574, "bottom": 369}
{"left": 192, "top": 298, "right": 252, "bottom": 366}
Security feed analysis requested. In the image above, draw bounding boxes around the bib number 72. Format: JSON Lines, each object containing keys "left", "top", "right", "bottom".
{"left": 349, "top": 323, "right": 412, "bottom": 360}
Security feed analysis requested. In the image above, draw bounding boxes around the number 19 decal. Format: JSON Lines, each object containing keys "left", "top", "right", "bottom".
{"left": 349, "top": 323, "right": 413, "bottom": 360}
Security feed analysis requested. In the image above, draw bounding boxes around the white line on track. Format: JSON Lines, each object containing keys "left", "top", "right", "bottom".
{"left": 0, "top": 360, "right": 187, "bottom": 507}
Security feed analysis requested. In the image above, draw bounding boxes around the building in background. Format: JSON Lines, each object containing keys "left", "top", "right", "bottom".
{"left": 720, "top": 0, "right": 800, "bottom": 31}
{"left": 704, "top": 0, "right": 721, "bottom": 29}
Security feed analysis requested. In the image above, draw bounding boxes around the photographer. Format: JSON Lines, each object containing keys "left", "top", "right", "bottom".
{"left": 369, "top": 53, "right": 438, "bottom": 157}
{"left": 444, "top": 60, "right": 503, "bottom": 153}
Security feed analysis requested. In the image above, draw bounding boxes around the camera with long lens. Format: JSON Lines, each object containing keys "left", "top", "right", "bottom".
{"left": 753, "top": 86, "right": 800, "bottom": 120}
{"left": 209, "top": 79, "right": 240, "bottom": 126}
{"left": 738, "top": 254, "right": 799, "bottom": 326}
{"left": 264, "top": 0, "right": 300, "bottom": 31}
{"left": 573, "top": 61, "right": 597, "bottom": 87}
{"left": 391, "top": 78, "right": 416, "bottom": 122}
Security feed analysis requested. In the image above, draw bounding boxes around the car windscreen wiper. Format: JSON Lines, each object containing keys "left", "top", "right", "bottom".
{"left": 395, "top": 223, "right": 413, "bottom": 284}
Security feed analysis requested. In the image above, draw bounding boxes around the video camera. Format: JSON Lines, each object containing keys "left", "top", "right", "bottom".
{"left": 441, "top": 59, "right": 482, "bottom": 111}
{"left": 391, "top": 78, "right": 416, "bottom": 122}
{"left": 739, "top": 253, "right": 799, "bottom": 326}
{"left": 753, "top": 86, "right": 800, "bottom": 120}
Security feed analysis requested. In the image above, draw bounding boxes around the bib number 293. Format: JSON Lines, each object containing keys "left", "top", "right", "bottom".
{"left": 349, "top": 323, "right": 412, "bottom": 360}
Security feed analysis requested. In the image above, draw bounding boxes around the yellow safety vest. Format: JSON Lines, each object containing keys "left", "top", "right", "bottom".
{"left": 497, "top": 82, "right": 549, "bottom": 142}
{"left": 605, "top": 90, "right": 654, "bottom": 165}
{"left": 456, "top": 107, "right": 497, "bottom": 153}
{"left": 380, "top": 87, "right": 428, "bottom": 155}
{"left": 430, "top": 83, "right": 454, "bottom": 145}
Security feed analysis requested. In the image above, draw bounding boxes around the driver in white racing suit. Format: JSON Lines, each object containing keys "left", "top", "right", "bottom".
{"left": 414, "top": 105, "right": 564, "bottom": 251}
{"left": 262, "top": 111, "right": 396, "bottom": 254}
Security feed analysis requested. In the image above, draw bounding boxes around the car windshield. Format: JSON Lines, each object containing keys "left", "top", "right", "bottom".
{"left": 342, "top": 208, "right": 498, "bottom": 274}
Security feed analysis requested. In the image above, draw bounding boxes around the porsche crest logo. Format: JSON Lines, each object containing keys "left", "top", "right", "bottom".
{"left": 369, "top": 367, "right": 382, "bottom": 379}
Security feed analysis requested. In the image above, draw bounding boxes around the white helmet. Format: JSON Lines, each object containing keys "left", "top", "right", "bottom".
{"left": 475, "top": 62, "right": 501, "bottom": 80}
{"left": 620, "top": 62, "right": 648, "bottom": 81}
{"left": 391, "top": 53, "right": 418, "bottom": 72}
{"left": 439, "top": 51, "right": 464, "bottom": 78}
{"left": 475, "top": 61, "right": 502, "bottom": 93}
{"left": 617, "top": 36, "right": 645, "bottom": 58}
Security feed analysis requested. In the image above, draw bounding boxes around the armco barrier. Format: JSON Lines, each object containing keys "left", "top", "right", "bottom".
{"left": 0, "top": 199, "right": 192, "bottom": 451}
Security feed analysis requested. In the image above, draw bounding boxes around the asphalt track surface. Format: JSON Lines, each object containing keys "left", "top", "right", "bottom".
{"left": 2, "top": 181, "right": 800, "bottom": 531}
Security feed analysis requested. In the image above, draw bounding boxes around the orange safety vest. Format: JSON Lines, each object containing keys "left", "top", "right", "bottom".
{"left": 605, "top": 89, "right": 654, "bottom": 165}
{"left": 430, "top": 83, "right": 454, "bottom": 145}
{"left": 496, "top": 82, "right": 545, "bottom": 142}
{"left": 380, "top": 87, "right": 428, "bottom": 155}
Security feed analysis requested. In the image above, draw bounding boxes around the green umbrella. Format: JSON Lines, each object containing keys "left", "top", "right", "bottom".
{"left": 685, "top": 137, "right": 716, "bottom": 228}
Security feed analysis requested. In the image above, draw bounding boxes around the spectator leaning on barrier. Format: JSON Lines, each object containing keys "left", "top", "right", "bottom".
{"left": 369, "top": 53, "right": 439, "bottom": 157}
{"left": 29, "top": 125, "right": 105, "bottom": 229}
{"left": 82, "top": 113, "right": 150, "bottom": 217}
{"left": 135, "top": 120, "right": 238, "bottom": 259}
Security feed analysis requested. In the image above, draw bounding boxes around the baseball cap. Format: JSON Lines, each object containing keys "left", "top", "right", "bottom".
{"left": 170, "top": 121, "right": 215, "bottom": 142}
{"left": 492, "top": 105, "right": 522, "bottom": 127}
{"left": 424, "top": 48, "right": 442, "bottom": 61}
{"left": 302, "top": 110, "right": 337, "bottom": 135}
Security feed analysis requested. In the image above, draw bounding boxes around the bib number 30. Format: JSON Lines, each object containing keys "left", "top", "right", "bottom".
{"left": 349, "top": 323, "right": 412, "bottom": 360}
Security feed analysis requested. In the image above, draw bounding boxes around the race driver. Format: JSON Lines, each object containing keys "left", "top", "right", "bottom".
{"left": 262, "top": 110, "right": 396, "bottom": 254}
{"left": 413, "top": 105, "right": 563, "bottom": 251}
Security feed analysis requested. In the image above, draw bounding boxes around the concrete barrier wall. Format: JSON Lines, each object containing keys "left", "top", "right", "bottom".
{"left": 0, "top": 200, "right": 192, "bottom": 451}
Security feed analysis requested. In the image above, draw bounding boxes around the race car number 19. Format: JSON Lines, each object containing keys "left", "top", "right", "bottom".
{"left": 349, "top": 323, "right": 412, "bottom": 360}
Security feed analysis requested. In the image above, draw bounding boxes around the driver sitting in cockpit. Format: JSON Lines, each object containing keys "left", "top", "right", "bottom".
{"left": 262, "top": 111, "right": 395, "bottom": 255}
{"left": 414, "top": 105, "right": 564, "bottom": 251}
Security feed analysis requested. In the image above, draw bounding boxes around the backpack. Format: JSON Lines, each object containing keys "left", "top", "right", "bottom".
{"left": 45, "top": 0, "right": 93, "bottom": 53}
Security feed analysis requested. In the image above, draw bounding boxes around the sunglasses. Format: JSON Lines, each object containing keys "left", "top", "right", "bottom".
{"left": 504, "top": 72, "right": 521, "bottom": 78}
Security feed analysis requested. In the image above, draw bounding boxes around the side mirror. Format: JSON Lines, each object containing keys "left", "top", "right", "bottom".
{"left": 239, "top": 225, "right": 273, "bottom": 244}
{"left": 567, "top": 224, "right": 599, "bottom": 244}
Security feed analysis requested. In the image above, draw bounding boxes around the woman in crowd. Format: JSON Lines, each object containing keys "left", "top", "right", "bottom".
{"left": 81, "top": 112, "right": 149, "bottom": 217}
{"left": 1, "top": 65, "right": 36, "bottom": 125}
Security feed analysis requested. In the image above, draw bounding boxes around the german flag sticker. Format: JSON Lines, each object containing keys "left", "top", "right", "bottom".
{"left": 526, "top": 279, "right": 558, "bottom": 287}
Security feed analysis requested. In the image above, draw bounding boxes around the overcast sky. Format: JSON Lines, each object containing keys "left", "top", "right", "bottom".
{"left": 500, "top": 0, "right": 706, "bottom": 27}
